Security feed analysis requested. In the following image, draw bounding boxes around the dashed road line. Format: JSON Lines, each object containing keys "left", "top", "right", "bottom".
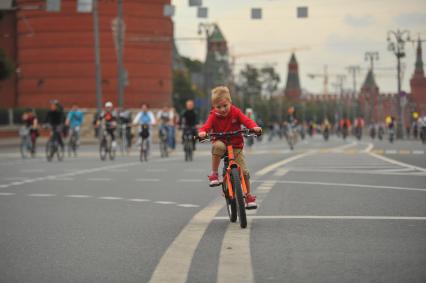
{"left": 65, "top": 195, "right": 92, "bottom": 198}
{"left": 177, "top": 204, "right": 200, "bottom": 208}
{"left": 154, "top": 201, "right": 176, "bottom": 205}
{"left": 98, "top": 196, "right": 124, "bottom": 200}
{"left": 0, "top": 192, "right": 15, "bottom": 196}
{"left": 127, "top": 198, "right": 151, "bottom": 202}
{"left": 413, "top": 150, "right": 424, "bottom": 155}
{"left": 27, "top": 193, "right": 55, "bottom": 197}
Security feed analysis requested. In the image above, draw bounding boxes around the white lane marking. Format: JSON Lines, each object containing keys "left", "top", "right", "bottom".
{"left": 255, "top": 151, "right": 315, "bottom": 177}
{"left": 412, "top": 150, "right": 424, "bottom": 155}
{"left": 177, "top": 204, "right": 200, "bottom": 208}
{"left": 0, "top": 162, "right": 140, "bottom": 189}
{"left": 65, "top": 195, "right": 92, "bottom": 198}
{"left": 252, "top": 179, "right": 426, "bottom": 192}
{"left": 127, "top": 198, "right": 151, "bottom": 202}
{"left": 177, "top": 179, "right": 203, "bottom": 183}
{"left": 27, "top": 193, "right": 55, "bottom": 197}
{"left": 218, "top": 221, "right": 254, "bottom": 283}
{"left": 369, "top": 151, "right": 426, "bottom": 173}
{"left": 0, "top": 192, "right": 15, "bottom": 196}
{"left": 135, "top": 178, "right": 160, "bottom": 182}
{"left": 10, "top": 181, "right": 25, "bottom": 186}
{"left": 154, "top": 201, "right": 176, "bottom": 205}
{"left": 330, "top": 141, "right": 357, "bottom": 152}
{"left": 148, "top": 199, "right": 224, "bottom": 283}
{"left": 363, "top": 143, "right": 374, "bottom": 153}
{"left": 146, "top": 169, "right": 168, "bottom": 172}
{"left": 385, "top": 150, "right": 398, "bottom": 154}
{"left": 3, "top": 177, "right": 28, "bottom": 181}
{"left": 98, "top": 196, "right": 123, "bottom": 200}
{"left": 214, "top": 215, "right": 426, "bottom": 221}
{"left": 273, "top": 169, "right": 289, "bottom": 177}
{"left": 20, "top": 169, "right": 45, "bottom": 173}
{"left": 88, "top": 178, "right": 112, "bottom": 181}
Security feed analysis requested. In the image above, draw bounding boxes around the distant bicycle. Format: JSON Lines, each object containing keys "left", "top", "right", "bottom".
{"left": 19, "top": 126, "right": 35, "bottom": 159}
{"left": 139, "top": 124, "right": 150, "bottom": 162}
{"left": 182, "top": 127, "right": 194, "bottom": 162}
{"left": 388, "top": 128, "right": 395, "bottom": 143}
{"left": 119, "top": 122, "right": 131, "bottom": 156}
{"left": 99, "top": 125, "right": 116, "bottom": 161}
{"left": 419, "top": 126, "right": 426, "bottom": 144}
{"left": 67, "top": 126, "right": 80, "bottom": 157}
{"left": 158, "top": 125, "right": 168, "bottom": 158}
{"left": 45, "top": 126, "right": 64, "bottom": 162}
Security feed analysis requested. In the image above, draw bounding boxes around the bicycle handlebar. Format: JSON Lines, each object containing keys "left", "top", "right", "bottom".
{"left": 197, "top": 128, "right": 262, "bottom": 142}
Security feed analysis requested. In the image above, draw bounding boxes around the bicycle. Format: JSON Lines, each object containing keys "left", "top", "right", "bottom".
{"left": 182, "top": 127, "right": 194, "bottom": 162}
{"left": 99, "top": 125, "right": 116, "bottom": 161}
{"left": 119, "top": 123, "right": 132, "bottom": 156}
{"left": 159, "top": 124, "right": 169, "bottom": 158}
{"left": 19, "top": 126, "right": 35, "bottom": 159}
{"left": 199, "top": 129, "right": 260, "bottom": 229}
{"left": 286, "top": 123, "right": 298, "bottom": 150}
{"left": 139, "top": 124, "right": 150, "bottom": 162}
{"left": 67, "top": 126, "right": 80, "bottom": 157}
{"left": 45, "top": 126, "right": 64, "bottom": 162}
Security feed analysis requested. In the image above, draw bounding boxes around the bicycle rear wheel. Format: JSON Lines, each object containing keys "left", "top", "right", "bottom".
{"left": 222, "top": 180, "right": 237, "bottom": 222}
{"left": 231, "top": 167, "right": 247, "bottom": 228}
{"left": 57, "top": 144, "right": 64, "bottom": 161}
{"left": 99, "top": 139, "right": 107, "bottom": 161}
{"left": 45, "top": 141, "right": 54, "bottom": 162}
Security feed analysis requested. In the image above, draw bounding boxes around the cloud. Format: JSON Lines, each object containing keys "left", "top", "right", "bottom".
{"left": 344, "top": 14, "right": 374, "bottom": 28}
{"left": 393, "top": 12, "right": 426, "bottom": 27}
{"left": 325, "top": 34, "right": 384, "bottom": 55}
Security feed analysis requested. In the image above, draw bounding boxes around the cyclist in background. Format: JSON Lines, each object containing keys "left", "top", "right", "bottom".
{"left": 179, "top": 99, "right": 199, "bottom": 150}
{"left": 65, "top": 103, "right": 84, "bottom": 147}
{"left": 119, "top": 108, "right": 133, "bottom": 148}
{"left": 133, "top": 103, "right": 156, "bottom": 149}
{"left": 45, "top": 100, "right": 65, "bottom": 150}
{"left": 21, "top": 108, "right": 39, "bottom": 154}
{"left": 96, "top": 101, "right": 118, "bottom": 149}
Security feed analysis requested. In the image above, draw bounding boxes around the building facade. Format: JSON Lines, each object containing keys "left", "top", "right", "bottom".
{"left": 0, "top": 0, "right": 173, "bottom": 109}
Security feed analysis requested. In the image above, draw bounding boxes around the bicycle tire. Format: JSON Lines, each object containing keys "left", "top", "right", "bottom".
{"left": 231, "top": 167, "right": 247, "bottom": 228}
{"left": 20, "top": 138, "right": 29, "bottom": 159}
{"left": 99, "top": 139, "right": 107, "bottom": 161}
{"left": 222, "top": 181, "right": 237, "bottom": 222}
{"left": 45, "top": 141, "right": 54, "bottom": 162}
{"left": 109, "top": 144, "right": 116, "bottom": 160}
{"left": 57, "top": 145, "right": 64, "bottom": 161}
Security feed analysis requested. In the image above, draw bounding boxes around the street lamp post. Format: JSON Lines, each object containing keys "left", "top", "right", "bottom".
{"left": 198, "top": 22, "right": 215, "bottom": 118}
{"left": 387, "top": 29, "right": 410, "bottom": 139}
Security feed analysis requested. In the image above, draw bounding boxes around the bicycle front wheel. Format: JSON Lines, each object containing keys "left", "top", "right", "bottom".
{"left": 99, "top": 139, "right": 107, "bottom": 161}
{"left": 222, "top": 180, "right": 237, "bottom": 222}
{"left": 231, "top": 167, "right": 247, "bottom": 229}
{"left": 45, "top": 141, "right": 54, "bottom": 162}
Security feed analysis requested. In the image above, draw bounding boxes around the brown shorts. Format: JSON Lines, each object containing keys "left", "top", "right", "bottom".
{"left": 212, "top": 140, "right": 249, "bottom": 177}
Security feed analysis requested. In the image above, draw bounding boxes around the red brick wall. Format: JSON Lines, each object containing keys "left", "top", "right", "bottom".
{"left": 8, "top": 0, "right": 172, "bottom": 109}
{"left": 0, "top": 11, "right": 17, "bottom": 107}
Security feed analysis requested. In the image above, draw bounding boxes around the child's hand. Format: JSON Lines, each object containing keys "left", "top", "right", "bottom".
{"left": 198, "top": 131, "right": 207, "bottom": 139}
{"left": 253, "top": 127, "right": 262, "bottom": 134}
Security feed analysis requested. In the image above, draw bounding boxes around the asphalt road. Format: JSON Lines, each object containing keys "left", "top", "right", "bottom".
{"left": 0, "top": 135, "right": 425, "bottom": 283}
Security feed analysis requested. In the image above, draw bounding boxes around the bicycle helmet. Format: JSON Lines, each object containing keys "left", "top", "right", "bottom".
{"left": 105, "top": 101, "right": 113, "bottom": 108}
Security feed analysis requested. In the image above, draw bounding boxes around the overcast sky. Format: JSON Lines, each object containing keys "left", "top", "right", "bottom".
{"left": 172, "top": 0, "right": 426, "bottom": 95}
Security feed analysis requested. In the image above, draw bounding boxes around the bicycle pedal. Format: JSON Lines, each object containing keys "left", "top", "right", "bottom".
{"left": 209, "top": 182, "right": 222, "bottom": 187}
{"left": 245, "top": 205, "right": 258, "bottom": 210}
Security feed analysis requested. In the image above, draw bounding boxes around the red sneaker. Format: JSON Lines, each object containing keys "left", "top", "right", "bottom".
{"left": 245, "top": 194, "right": 257, "bottom": 209}
{"left": 208, "top": 173, "right": 221, "bottom": 187}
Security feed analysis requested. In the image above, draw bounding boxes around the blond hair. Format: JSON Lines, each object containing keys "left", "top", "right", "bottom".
{"left": 211, "top": 86, "right": 232, "bottom": 106}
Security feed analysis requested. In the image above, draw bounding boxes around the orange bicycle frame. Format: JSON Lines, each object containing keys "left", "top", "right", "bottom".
{"left": 223, "top": 143, "right": 248, "bottom": 199}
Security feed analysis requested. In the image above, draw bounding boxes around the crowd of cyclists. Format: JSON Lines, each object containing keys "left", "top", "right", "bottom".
{"left": 18, "top": 99, "right": 201, "bottom": 161}
{"left": 17, "top": 99, "right": 426, "bottom": 161}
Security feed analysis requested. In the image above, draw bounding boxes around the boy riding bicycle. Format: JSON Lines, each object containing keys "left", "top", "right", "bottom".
{"left": 198, "top": 86, "right": 262, "bottom": 209}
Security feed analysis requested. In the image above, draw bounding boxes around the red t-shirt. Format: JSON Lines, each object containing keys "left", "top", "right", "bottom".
{"left": 199, "top": 105, "right": 258, "bottom": 148}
